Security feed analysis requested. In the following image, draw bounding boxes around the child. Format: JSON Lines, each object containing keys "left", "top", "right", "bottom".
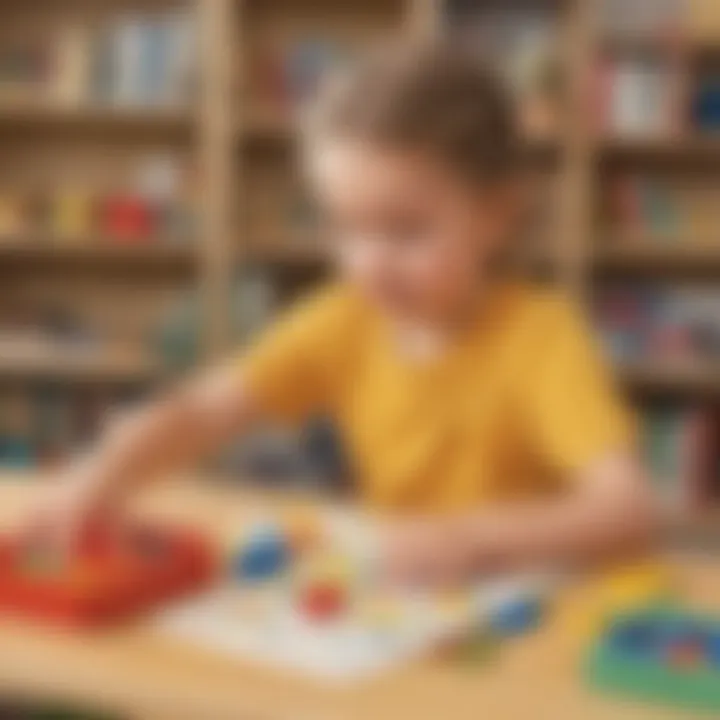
{"left": 40, "top": 43, "right": 655, "bottom": 586}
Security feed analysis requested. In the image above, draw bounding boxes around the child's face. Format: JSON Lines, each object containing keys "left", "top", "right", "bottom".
{"left": 307, "top": 139, "right": 517, "bottom": 325}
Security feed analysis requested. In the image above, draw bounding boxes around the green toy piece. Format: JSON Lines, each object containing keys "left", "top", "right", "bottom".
{"left": 586, "top": 608, "right": 720, "bottom": 714}
{"left": 455, "top": 631, "right": 499, "bottom": 666}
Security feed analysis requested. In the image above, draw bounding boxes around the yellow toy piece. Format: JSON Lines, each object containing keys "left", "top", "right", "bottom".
{"left": 563, "top": 560, "right": 675, "bottom": 639}
{"left": 298, "top": 549, "right": 355, "bottom": 586}
{"left": 281, "top": 506, "right": 323, "bottom": 556}
{"left": 358, "top": 594, "right": 403, "bottom": 630}
{"left": 435, "top": 589, "right": 474, "bottom": 623}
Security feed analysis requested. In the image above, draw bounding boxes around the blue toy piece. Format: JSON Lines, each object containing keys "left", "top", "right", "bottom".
{"left": 488, "top": 595, "right": 544, "bottom": 636}
{"left": 232, "top": 523, "right": 289, "bottom": 582}
{"left": 608, "top": 618, "right": 663, "bottom": 659}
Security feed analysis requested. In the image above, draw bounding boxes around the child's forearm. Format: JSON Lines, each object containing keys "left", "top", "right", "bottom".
{"left": 67, "top": 369, "right": 256, "bottom": 505}
{"left": 460, "top": 455, "right": 658, "bottom": 570}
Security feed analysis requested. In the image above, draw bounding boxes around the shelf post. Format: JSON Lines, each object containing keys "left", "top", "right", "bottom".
{"left": 198, "top": 0, "right": 237, "bottom": 359}
{"left": 556, "top": 0, "right": 598, "bottom": 301}
{"left": 405, "top": 0, "right": 442, "bottom": 41}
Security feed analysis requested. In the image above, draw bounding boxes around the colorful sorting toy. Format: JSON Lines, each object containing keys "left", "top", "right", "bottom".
{"left": 586, "top": 608, "right": 720, "bottom": 712}
{"left": 567, "top": 561, "right": 674, "bottom": 639}
{"left": 0, "top": 522, "right": 216, "bottom": 627}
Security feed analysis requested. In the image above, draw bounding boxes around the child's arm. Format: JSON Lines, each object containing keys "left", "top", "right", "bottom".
{"left": 40, "top": 287, "right": 354, "bottom": 547}
{"left": 39, "top": 366, "right": 259, "bottom": 546}
{"left": 383, "top": 452, "right": 658, "bottom": 586}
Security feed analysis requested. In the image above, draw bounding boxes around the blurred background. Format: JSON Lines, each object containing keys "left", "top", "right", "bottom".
{"left": 0, "top": 1, "right": 719, "bottom": 717}
{"left": 0, "top": 0, "right": 718, "bottom": 526}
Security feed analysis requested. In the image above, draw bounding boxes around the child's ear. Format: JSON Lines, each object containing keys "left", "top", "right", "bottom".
{"left": 480, "top": 178, "right": 526, "bottom": 244}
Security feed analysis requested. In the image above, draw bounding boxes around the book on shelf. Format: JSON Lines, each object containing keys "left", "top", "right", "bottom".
{"left": 594, "top": 284, "right": 720, "bottom": 366}
{"left": 605, "top": 175, "right": 720, "bottom": 247}
{"left": 598, "top": 0, "right": 684, "bottom": 39}
{"left": 0, "top": 12, "right": 197, "bottom": 112}
{"left": 444, "top": 2, "right": 560, "bottom": 139}
{"left": 594, "top": 54, "right": 682, "bottom": 138}
{"left": 53, "top": 24, "right": 91, "bottom": 107}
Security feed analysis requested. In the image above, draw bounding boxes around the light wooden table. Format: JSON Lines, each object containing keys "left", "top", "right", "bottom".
{"left": 0, "top": 473, "right": 715, "bottom": 720}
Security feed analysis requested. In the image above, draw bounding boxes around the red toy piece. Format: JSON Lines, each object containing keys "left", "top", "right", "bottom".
{"left": 666, "top": 642, "right": 704, "bottom": 670}
{"left": 0, "top": 521, "right": 216, "bottom": 628}
{"left": 300, "top": 581, "right": 347, "bottom": 622}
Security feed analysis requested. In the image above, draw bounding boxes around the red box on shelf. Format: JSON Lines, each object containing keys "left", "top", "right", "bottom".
{"left": 0, "top": 523, "right": 217, "bottom": 627}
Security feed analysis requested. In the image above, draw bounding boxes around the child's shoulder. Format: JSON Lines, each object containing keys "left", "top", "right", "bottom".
{"left": 274, "top": 282, "right": 372, "bottom": 338}
{"left": 502, "top": 283, "right": 591, "bottom": 338}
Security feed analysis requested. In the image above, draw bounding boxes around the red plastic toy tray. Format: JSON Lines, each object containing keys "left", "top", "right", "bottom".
{"left": 0, "top": 522, "right": 217, "bottom": 627}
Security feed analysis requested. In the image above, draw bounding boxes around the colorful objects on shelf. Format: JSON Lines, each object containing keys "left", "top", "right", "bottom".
{"left": 102, "top": 196, "right": 155, "bottom": 243}
{"left": 586, "top": 608, "right": 720, "bottom": 712}
{"left": 52, "top": 190, "right": 94, "bottom": 241}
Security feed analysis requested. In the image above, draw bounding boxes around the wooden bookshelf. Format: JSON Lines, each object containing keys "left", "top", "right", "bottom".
{"left": 619, "top": 361, "right": 720, "bottom": 394}
{"left": 596, "top": 241, "right": 720, "bottom": 271}
{"left": 0, "top": 104, "right": 195, "bottom": 135}
{"left": 0, "top": 0, "right": 717, "bottom": 510}
{"left": 0, "top": 240, "right": 198, "bottom": 270}
{"left": 0, "top": 339, "right": 162, "bottom": 384}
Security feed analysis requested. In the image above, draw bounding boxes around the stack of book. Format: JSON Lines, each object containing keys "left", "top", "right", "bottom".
{"left": 594, "top": 54, "right": 682, "bottom": 137}
{"left": 604, "top": 175, "right": 720, "bottom": 246}
{"left": 0, "top": 384, "right": 141, "bottom": 470}
{"left": 249, "top": 37, "right": 355, "bottom": 118}
{"left": 0, "top": 12, "right": 197, "bottom": 110}
{"left": 594, "top": 284, "right": 720, "bottom": 364}
{"left": 598, "top": 0, "right": 684, "bottom": 39}
{"left": 445, "top": 2, "right": 560, "bottom": 139}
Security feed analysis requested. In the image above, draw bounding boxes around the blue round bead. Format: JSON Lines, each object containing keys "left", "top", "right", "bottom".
{"left": 489, "top": 596, "right": 543, "bottom": 636}
{"left": 233, "top": 530, "right": 288, "bottom": 581}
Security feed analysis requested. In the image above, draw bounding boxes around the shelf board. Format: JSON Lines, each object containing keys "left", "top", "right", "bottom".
{"left": 618, "top": 361, "right": 720, "bottom": 393}
{"left": 595, "top": 243, "right": 720, "bottom": 270}
{"left": 241, "top": 110, "right": 560, "bottom": 157}
{"left": 0, "top": 104, "right": 195, "bottom": 135}
{"left": 245, "top": 241, "right": 327, "bottom": 267}
{"left": 600, "top": 32, "right": 720, "bottom": 56}
{"left": 0, "top": 341, "right": 163, "bottom": 384}
{"left": 0, "top": 241, "right": 198, "bottom": 271}
{"left": 600, "top": 135, "right": 720, "bottom": 160}
{"left": 242, "top": 110, "right": 294, "bottom": 145}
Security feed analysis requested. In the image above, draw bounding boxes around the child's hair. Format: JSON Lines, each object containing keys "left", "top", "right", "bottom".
{"left": 304, "top": 41, "right": 519, "bottom": 186}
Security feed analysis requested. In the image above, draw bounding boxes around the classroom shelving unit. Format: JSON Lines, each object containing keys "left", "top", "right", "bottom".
{"left": 0, "top": 0, "right": 718, "bottom": 524}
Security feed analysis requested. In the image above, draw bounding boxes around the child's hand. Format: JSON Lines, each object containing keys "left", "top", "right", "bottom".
{"left": 380, "top": 516, "right": 476, "bottom": 588}
{"left": 32, "top": 463, "right": 117, "bottom": 553}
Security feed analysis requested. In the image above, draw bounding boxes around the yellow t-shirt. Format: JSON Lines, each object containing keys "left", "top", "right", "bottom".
{"left": 242, "top": 283, "right": 634, "bottom": 512}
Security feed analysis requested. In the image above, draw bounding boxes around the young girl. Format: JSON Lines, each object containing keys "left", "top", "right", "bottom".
{"left": 41, "top": 43, "right": 655, "bottom": 585}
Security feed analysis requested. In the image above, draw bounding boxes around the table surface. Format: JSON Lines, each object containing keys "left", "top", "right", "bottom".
{"left": 0, "top": 473, "right": 715, "bottom": 720}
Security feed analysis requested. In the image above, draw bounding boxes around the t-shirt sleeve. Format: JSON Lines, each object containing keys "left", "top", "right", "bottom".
{"left": 239, "top": 286, "right": 355, "bottom": 425}
{"left": 522, "top": 297, "right": 636, "bottom": 474}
